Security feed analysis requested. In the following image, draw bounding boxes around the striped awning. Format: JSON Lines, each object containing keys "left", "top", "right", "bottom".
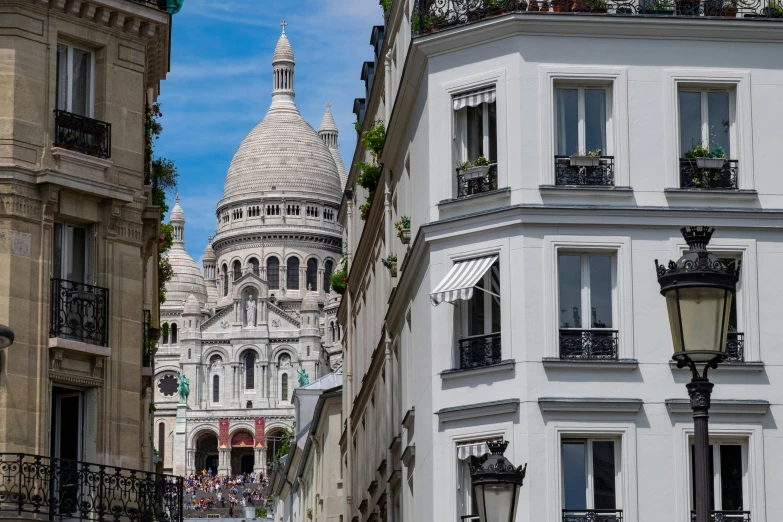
{"left": 453, "top": 88, "right": 496, "bottom": 111}
{"left": 457, "top": 441, "right": 492, "bottom": 460}
{"left": 430, "top": 255, "right": 498, "bottom": 306}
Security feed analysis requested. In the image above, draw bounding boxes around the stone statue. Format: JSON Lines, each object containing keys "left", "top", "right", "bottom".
{"left": 177, "top": 372, "right": 190, "bottom": 404}
{"left": 297, "top": 368, "right": 309, "bottom": 387}
{"left": 246, "top": 294, "right": 257, "bottom": 327}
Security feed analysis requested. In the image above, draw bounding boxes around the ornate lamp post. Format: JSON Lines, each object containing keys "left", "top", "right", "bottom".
{"left": 0, "top": 324, "right": 13, "bottom": 349}
{"left": 655, "top": 226, "right": 739, "bottom": 522}
{"left": 471, "top": 440, "right": 527, "bottom": 522}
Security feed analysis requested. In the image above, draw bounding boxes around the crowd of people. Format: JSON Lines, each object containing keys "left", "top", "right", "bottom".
{"left": 183, "top": 470, "right": 269, "bottom": 516}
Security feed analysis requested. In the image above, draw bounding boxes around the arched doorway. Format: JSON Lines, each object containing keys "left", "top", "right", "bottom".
{"left": 230, "top": 430, "right": 255, "bottom": 475}
{"left": 195, "top": 432, "right": 219, "bottom": 474}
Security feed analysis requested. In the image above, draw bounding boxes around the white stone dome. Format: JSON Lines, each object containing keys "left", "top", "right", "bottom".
{"left": 163, "top": 200, "right": 208, "bottom": 308}
{"left": 203, "top": 239, "right": 215, "bottom": 261}
{"left": 272, "top": 29, "right": 294, "bottom": 63}
{"left": 302, "top": 290, "right": 320, "bottom": 311}
{"left": 183, "top": 294, "right": 201, "bottom": 315}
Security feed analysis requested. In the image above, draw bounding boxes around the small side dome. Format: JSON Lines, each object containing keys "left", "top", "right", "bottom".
{"left": 184, "top": 294, "right": 201, "bottom": 315}
{"left": 273, "top": 24, "right": 294, "bottom": 63}
{"left": 203, "top": 236, "right": 216, "bottom": 261}
{"left": 170, "top": 194, "right": 185, "bottom": 223}
{"left": 301, "top": 290, "right": 320, "bottom": 312}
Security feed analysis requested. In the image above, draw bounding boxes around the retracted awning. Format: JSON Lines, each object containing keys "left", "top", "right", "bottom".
{"left": 457, "top": 441, "right": 491, "bottom": 461}
{"left": 453, "top": 88, "right": 496, "bottom": 111}
{"left": 430, "top": 255, "right": 498, "bottom": 306}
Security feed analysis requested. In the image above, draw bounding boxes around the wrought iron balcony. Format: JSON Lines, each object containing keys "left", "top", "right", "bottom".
{"left": 679, "top": 158, "right": 739, "bottom": 189}
{"left": 458, "top": 332, "right": 502, "bottom": 369}
{"left": 555, "top": 155, "right": 615, "bottom": 186}
{"left": 143, "top": 309, "right": 153, "bottom": 368}
{"left": 690, "top": 511, "right": 751, "bottom": 521}
{"left": 456, "top": 163, "right": 498, "bottom": 198}
{"left": 0, "top": 453, "right": 182, "bottom": 522}
{"left": 725, "top": 331, "right": 744, "bottom": 362}
{"left": 412, "top": 0, "right": 783, "bottom": 36}
{"left": 559, "top": 329, "right": 619, "bottom": 360}
{"left": 53, "top": 110, "right": 111, "bottom": 159}
{"left": 50, "top": 278, "right": 109, "bottom": 347}
{"left": 564, "top": 510, "right": 623, "bottom": 522}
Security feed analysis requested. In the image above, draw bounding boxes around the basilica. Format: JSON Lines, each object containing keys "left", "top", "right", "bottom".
{"left": 153, "top": 26, "right": 346, "bottom": 478}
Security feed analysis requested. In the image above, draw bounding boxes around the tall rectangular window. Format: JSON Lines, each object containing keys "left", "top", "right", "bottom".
{"left": 53, "top": 222, "right": 90, "bottom": 283}
{"left": 56, "top": 43, "right": 94, "bottom": 117}
{"left": 690, "top": 443, "right": 746, "bottom": 513}
{"left": 678, "top": 89, "right": 733, "bottom": 158}
{"left": 454, "top": 89, "right": 497, "bottom": 164}
{"left": 556, "top": 87, "right": 609, "bottom": 156}
{"left": 456, "top": 260, "right": 501, "bottom": 370}
{"left": 562, "top": 440, "right": 618, "bottom": 513}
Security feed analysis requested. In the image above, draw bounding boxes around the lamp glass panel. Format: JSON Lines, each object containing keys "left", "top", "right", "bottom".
{"left": 474, "top": 484, "right": 486, "bottom": 522}
{"left": 477, "top": 483, "right": 515, "bottom": 522}
{"left": 667, "top": 287, "right": 732, "bottom": 360}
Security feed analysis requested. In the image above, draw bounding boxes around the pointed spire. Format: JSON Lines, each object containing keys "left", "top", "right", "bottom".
{"left": 271, "top": 22, "right": 296, "bottom": 110}
{"left": 170, "top": 193, "right": 185, "bottom": 244}
{"left": 319, "top": 102, "right": 339, "bottom": 149}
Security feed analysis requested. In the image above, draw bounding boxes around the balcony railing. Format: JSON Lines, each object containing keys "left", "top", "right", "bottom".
{"left": 564, "top": 510, "right": 623, "bottom": 522}
{"left": 143, "top": 309, "right": 153, "bottom": 368}
{"left": 725, "top": 331, "right": 744, "bottom": 362}
{"left": 50, "top": 278, "right": 109, "bottom": 347}
{"left": 458, "top": 332, "right": 502, "bottom": 369}
{"left": 53, "top": 110, "right": 111, "bottom": 159}
{"left": 559, "top": 329, "right": 619, "bottom": 360}
{"left": 691, "top": 511, "right": 751, "bottom": 521}
{"left": 679, "top": 158, "right": 739, "bottom": 189}
{"left": 555, "top": 155, "right": 615, "bottom": 186}
{"left": 412, "top": 0, "right": 783, "bottom": 35}
{"left": 0, "top": 453, "right": 182, "bottom": 522}
{"left": 456, "top": 163, "right": 498, "bottom": 198}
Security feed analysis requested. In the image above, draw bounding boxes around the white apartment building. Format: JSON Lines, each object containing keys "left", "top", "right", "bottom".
{"left": 337, "top": 2, "right": 783, "bottom": 522}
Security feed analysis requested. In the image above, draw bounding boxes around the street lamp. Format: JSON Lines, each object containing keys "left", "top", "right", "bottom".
{"left": 471, "top": 440, "right": 527, "bottom": 522}
{"left": 0, "top": 324, "right": 13, "bottom": 349}
{"left": 655, "top": 226, "right": 739, "bottom": 522}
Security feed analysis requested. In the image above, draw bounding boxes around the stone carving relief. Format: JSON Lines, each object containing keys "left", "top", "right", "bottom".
{"left": 220, "top": 320, "right": 229, "bottom": 329}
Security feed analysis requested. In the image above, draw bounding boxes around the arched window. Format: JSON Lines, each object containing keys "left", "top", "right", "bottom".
{"left": 306, "top": 346, "right": 310, "bottom": 356}
{"left": 245, "top": 352, "right": 255, "bottom": 389}
{"left": 249, "top": 258, "right": 259, "bottom": 276}
{"left": 162, "top": 323, "right": 169, "bottom": 344}
{"left": 330, "top": 322, "right": 335, "bottom": 342}
{"left": 287, "top": 257, "right": 300, "bottom": 290}
{"left": 306, "top": 258, "right": 318, "bottom": 291}
{"left": 171, "top": 323, "right": 178, "bottom": 344}
{"left": 158, "top": 423, "right": 165, "bottom": 462}
{"left": 233, "top": 260, "right": 241, "bottom": 281}
{"left": 281, "top": 374, "right": 288, "bottom": 402}
{"left": 213, "top": 375, "right": 220, "bottom": 403}
{"left": 267, "top": 257, "right": 280, "bottom": 289}
{"left": 323, "top": 260, "right": 334, "bottom": 293}
{"left": 209, "top": 354, "right": 222, "bottom": 366}
{"left": 247, "top": 401, "right": 253, "bottom": 408}
{"left": 222, "top": 264, "right": 228, "bottom": 296}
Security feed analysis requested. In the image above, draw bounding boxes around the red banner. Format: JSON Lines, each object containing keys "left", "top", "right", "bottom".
{"left": 255, "top": 418, "right": 265, "bottom": 449}
{"left": 219, "top": 419, "right": 229, "bottom": 449}
{"left": 231, "top": 431, "right": 254, "bottom": 448}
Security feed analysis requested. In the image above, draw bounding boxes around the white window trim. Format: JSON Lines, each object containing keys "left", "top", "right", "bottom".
{"left": 547, "top": 423, "right": 638, "bottom": 522}
{"left": 544, "top": 236, "right": 634, "bottom": 359}
{"left": 57, "top": 42, "right": 96, "bottom": 117}
{"left": 663, "top": 70, "right": 753, "bottom": 190}
{"left": 442, "top": 69, "right": 507, "bottom": 199}
{"left": 686, "top": 439, "right": 749, "bottom": 513}
{"left": 674, "top": 424, "right": 764, "bottom": 522}
{"left": 669, "top": 237, "right": 759, "bottom": 362}
{"left": 448, "top": 425, "right": 513, "bottom": 522}
{"left": 540, "top": 66, "right": 630, "bottom": 187}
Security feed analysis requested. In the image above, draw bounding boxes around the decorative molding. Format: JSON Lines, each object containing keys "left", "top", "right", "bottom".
{"left": 538, "top": 397, "right": 643, "bottom": 413}
{"left": 48, "top": 337, "right": 111, "bottom": 358}
{"left": 401, "top": 407, "right": 415, "bottom": 430}
{"left": 400, "top": 444, "right": 415, "bottom": 467}
{"left": 665, "top": 398, "right": 769, "bottom": 415}
{"left": 542, "top": 358, "right": 639, "bottom": 370}
{"left": 668, "top": 360, "right": 763, "bottom": 372}
{"left": 439, "top": 359, "right": 516, "bottom": 380}
{"left": 49, "top": 370, "right": 103, "bottom": 388}
{"left": 436, "top": 398, "right": 519, "bottom": 423}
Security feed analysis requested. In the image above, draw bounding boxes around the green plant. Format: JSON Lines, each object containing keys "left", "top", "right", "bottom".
{"left": 431, "top": 12, "right": 449, "bottom": 24}
{"left": 330, "top": 256, "right": 349, "bottom": 295}
{"left": 380, "top": 0, "right": 393, "bottom": 17}
{"left": 307, "top": 508, "right": 313, "bottom": 520}
{"left": 356, "top": 161, "right": 381, "bottom": 193}
{"left": 460, "top": 156, "right": 491, "bottom": 170}
{"left": 381, "top": 254, "right": 398, "bottom": 269}
{"left": 395, "top": 216, "right": 410, "bottom": 238}
{"left": 588, "top": 0, "right": 607, "bottom": 9}
{"left": 586, "top": 149, "right": 602, "bottom": 158}
{"left": 685, "top": 144, "right": 711, "bottom": 158}
{"left": 412, "top": 12, "right": 430, "bottom": 32}
{"left": 711, "top": 144, "right": 726, "bottom": 159}
{"left": 149, "top": 403, "right": 157, "bottom": 414}
{"left": 361, "top": 120, "right": 387, "bottom": 158}
{"left": 359, "top": 198, "right": 373, "bottom": 221}
{"left": 255, "top": 508, "right": 268, "bottom": 518}
{"left": 354, "top": 121, "right": 363, "bottom": 133}
{"left": 275, "top": 426, "right": 295, "bottom": 460}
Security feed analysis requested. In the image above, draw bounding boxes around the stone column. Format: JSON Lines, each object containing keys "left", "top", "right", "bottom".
{"left": 173, "top": 403, "right": 188, "bottom": 477}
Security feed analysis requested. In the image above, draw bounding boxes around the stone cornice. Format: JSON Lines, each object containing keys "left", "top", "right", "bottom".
{"left": 212, "top": 235, "right": 342, "bottom": 256}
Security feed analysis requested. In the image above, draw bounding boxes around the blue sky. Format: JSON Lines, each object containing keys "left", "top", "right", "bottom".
{"left": 156, "top": 0, "right": 381, "bottom": 264}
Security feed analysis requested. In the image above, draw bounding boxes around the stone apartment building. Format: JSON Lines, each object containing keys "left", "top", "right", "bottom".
{"left": 0, "top": 0, "right": 175, "bottom": 475}
{"left": 339, "top": 2, "right": 783, "bottom": 522}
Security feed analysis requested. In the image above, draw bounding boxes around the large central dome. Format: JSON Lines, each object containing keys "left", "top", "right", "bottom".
{"left": 221, "top": 29, "right": 342, "bottom": 201}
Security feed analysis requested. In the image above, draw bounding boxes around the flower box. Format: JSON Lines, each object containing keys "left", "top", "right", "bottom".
{"left": 460, "top": 165, "right": 490, "bottom": 180}
{"left": 400, "top": 228, "right": 411, "bottom": 245}
{"left": 569, "top": 155, "right": 601, "bottom": 167}
{"left": 696, "top": 157, "right": 726, "bottom": 169}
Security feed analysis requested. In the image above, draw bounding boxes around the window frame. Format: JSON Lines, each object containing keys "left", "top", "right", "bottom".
{"left": 455, "top": 99, "right": 497, "bottom": 164}
{"left": 677, "top": 86, "right": 736, "bottom": 158}
{"left": 560, "top": 437, "right": 622, "bottom": 512}
{"left": 557, "top": 252, "right": 617, "bottom": 332}
{"left": 53, "top": 221, "right": 91, "bottom": 283}
{"left": 540, "top": 66, "right": 629, "bottom": 187}
{"left": 687, "top": 439, "right": 749, "bottom": 513}
{"left": 554, "top": 84, "right": 613, "bottom": 157}
{"left": 545, "top": 237, "right": 634, "bottom": 360}
{"left": 56, "top": 42, "right": 96, "bottom": 118}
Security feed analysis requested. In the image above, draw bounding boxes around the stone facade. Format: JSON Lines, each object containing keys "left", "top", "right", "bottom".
{"left": 0, "top": 0, "right": 171, "bottom": 471}
{"left": 153, "top": 27, "right": 345, "bottom": 478}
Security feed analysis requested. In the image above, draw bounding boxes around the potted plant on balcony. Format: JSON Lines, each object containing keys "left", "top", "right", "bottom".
{"left": 761, "top": 0, "right": 783, "bottom": 16}
{"left": 569, "top": 149, "right": 602, "bottom": 167}
{"left": 705, "top": 0, "right": 737, "bottom": 15}
{"left": 641, "top": 0, "right": 675, "bottom": 14}
{"left": 395, "top": 216, "right": 411, "bottom": 245}
{"left": 381, "top": 254, "right": 398, "bottom": 277}
{"left": 459, "top": 156, "right": 492, "bottom": 180}
{"left": 552, "top": 0, "right": 571, "bottom": 11}
{"left": 686, "top": 144, "right": 727, "bottom": 169}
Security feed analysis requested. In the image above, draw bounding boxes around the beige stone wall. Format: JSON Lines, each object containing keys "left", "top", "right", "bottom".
{"left": 0, "top": 0, "right": 170, "bottom": 471}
